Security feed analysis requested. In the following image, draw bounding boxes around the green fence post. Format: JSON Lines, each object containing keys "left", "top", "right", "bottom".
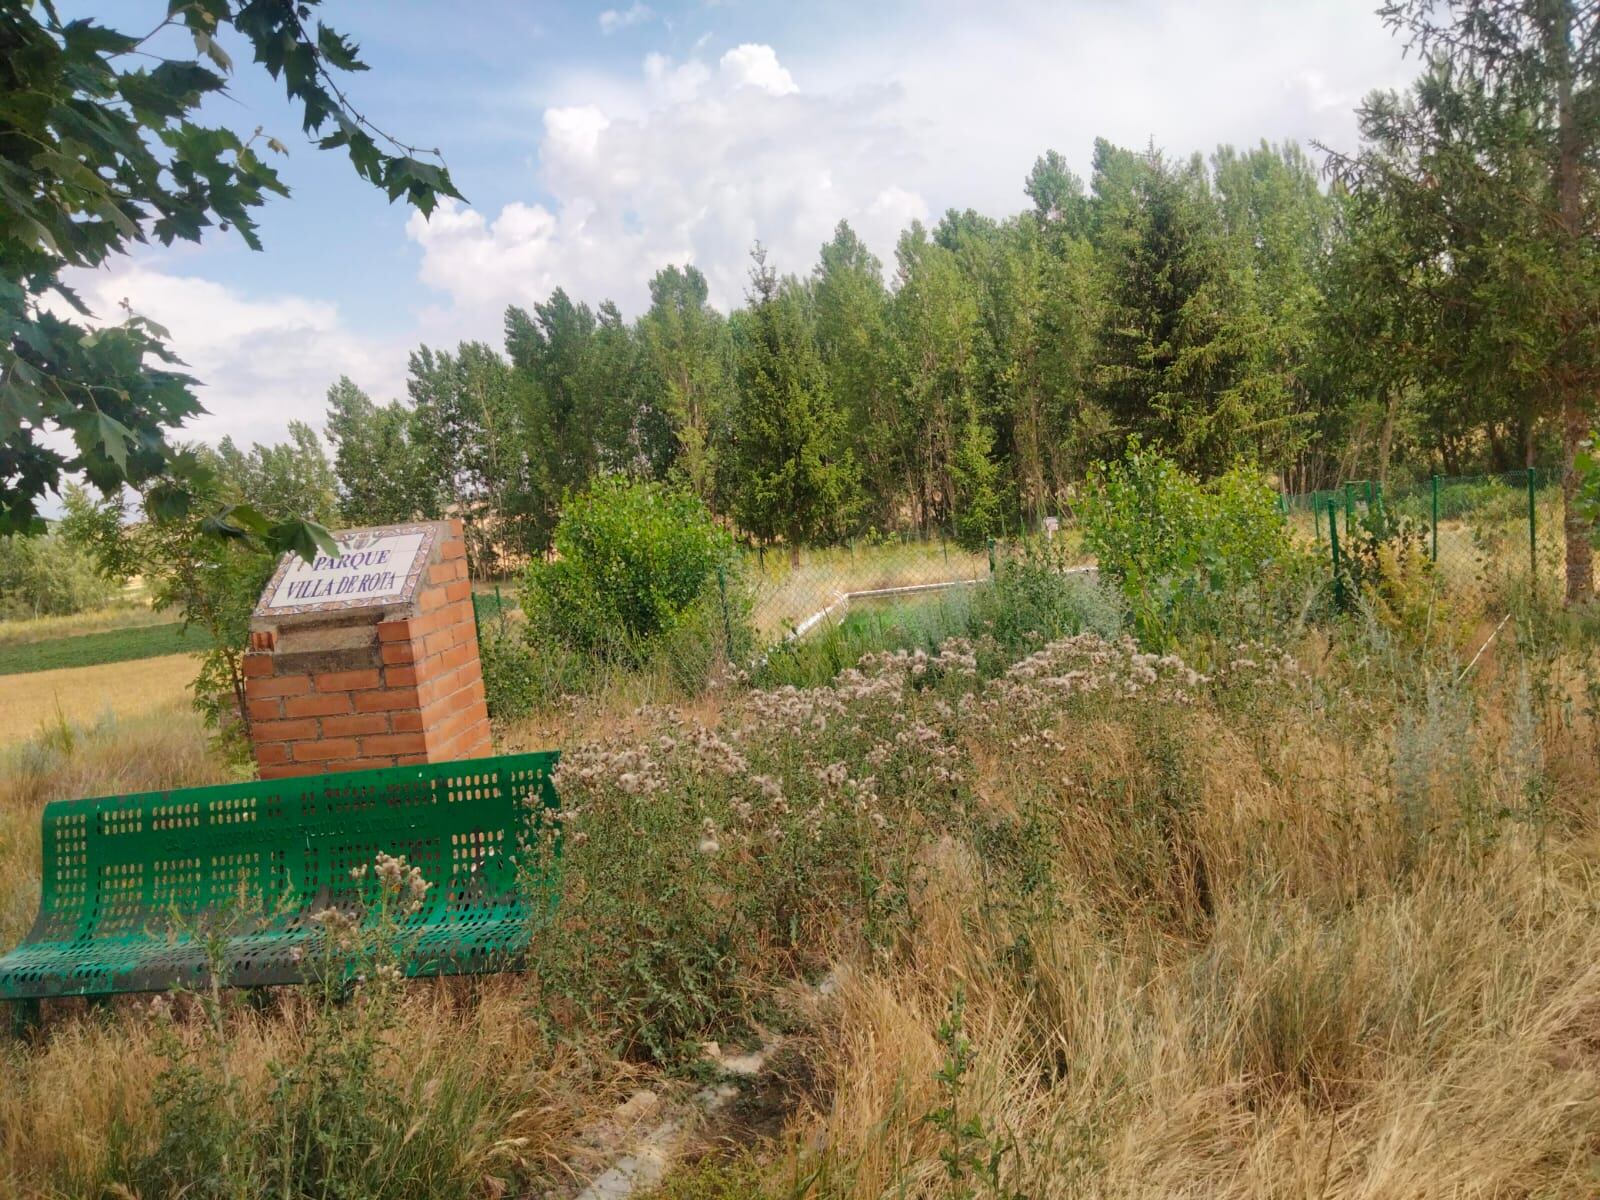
{"left": 1430, "top": 474, "right": 1439, "bottom": 562}
{"left": 1328, "top": 498, "right": 1344, "bottom": 611}
{"left": 1314, "top": 492, "right": 1322, "bottom": 543}
{"left": 1344, "top": 481, "right": 1355, "bottom": 528}
{"left": 1528, "top": 467, "right": 1538, "bottom": 583}
{"left": 988, "top": 536, "right": 996, "bottom": 577}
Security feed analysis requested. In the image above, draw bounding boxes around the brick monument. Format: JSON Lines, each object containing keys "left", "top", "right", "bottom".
{"left": 242, "top": 519, "right": 492, "bottom": 779}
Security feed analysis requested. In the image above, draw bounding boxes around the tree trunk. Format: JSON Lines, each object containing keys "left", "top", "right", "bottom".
{"left": 1554, "top": 22, "right": 1594, "bottom": 602}
{"left": 1561, "top": 389, "right": 1593, "bottom": 602}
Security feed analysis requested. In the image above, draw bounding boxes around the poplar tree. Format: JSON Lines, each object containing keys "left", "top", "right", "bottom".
{"left": 812, "top": 222, "right": 900, "bottom": 528}
{"left": 638, "top": 265, "right": 735, "bottom": 503}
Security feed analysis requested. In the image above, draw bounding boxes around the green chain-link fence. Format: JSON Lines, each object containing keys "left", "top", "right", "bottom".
{"left": 1285, "top": 469, "right": 1560, "bottom": 615}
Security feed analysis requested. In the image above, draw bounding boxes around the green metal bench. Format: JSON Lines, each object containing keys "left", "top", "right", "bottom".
{"left": 0, "top": 751, "right": 559, "bottom": 1001}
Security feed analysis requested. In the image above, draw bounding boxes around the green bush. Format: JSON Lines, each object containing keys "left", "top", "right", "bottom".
{"left": 1080, "top": 444, "right": 1309, "bottom": 646}
{"left": 478, "top": 620, "right": 542, "bottom": 721}
{"left": 967, "top": 538, "right": 1125, "bottom": 653}
{"left": 522, "top": 477, "right": 741, "bottom": 664}
{"left": 0, "top": 532, "right": 119, "bottom": 620}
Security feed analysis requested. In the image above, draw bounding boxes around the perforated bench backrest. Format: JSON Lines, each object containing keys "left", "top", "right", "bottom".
{"left": 0, "top": 752, "right": 559, "bottom": 999}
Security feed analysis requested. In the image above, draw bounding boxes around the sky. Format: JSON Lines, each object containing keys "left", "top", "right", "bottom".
{"left": 66, "top": 0, "right": 1421, "bottom": 457}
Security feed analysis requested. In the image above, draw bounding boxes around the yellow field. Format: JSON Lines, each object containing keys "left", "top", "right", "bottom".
{"left": 0, "top": 653, "right": 197, "bottom": 748}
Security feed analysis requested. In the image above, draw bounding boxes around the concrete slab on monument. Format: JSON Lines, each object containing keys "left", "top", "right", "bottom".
{"left": 243, "top": 519, "right": 492, "bottom": 780}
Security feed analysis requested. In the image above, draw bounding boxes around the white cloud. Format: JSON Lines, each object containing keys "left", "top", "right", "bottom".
{"left": 719, "top": 43, "right": 798, "bottom": 96}
{"left": 598, "top": 4, "right": 653, "bottom": 35}
{"left": 410, "top": 2, "right": 1414, "bottom": 327}
{"left": 64, "top": 263, "right": 405, "bottom": 452}
{"left": 408, "top": 43, "right": 924, "bottom": 317}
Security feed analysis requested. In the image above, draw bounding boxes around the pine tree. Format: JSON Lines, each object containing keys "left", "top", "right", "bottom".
{"left": 726, "top": 247, "right": 858, "bottom": 562}
{"left": 1090, "top": 141, "right": 1258, "bottom": 475}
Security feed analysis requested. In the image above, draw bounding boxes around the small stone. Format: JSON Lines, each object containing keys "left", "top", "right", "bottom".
{"left": 614, "top": 1089, "right": 660, "bottom": 1124}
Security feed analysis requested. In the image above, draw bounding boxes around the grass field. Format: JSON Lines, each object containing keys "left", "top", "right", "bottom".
{"left": 3, "top": 519, "right": 1599, "bottom": 1196}
{"left": 0, "top": 653, "right": 198, "bottom": 748}
{"left": 0, "top": 621, "right": 210, "bottom": 676}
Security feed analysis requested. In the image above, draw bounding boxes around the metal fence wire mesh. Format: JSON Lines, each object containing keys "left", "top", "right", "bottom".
{"left": 472, "top": 470, "right": 1559, "bottom": 669}
{"left": 740, "top": 470, "right": 1558, "bottom": 653}
{"left": 733, "top": 521, "right": 1094, "bottom": 650}
{"left": 1284, "top": 469, "right": 1560, "bottom": 615}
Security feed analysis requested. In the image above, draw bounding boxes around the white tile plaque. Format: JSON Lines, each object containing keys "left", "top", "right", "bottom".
{"left": 253, "top": 523, "right": 438, "bottom": 617}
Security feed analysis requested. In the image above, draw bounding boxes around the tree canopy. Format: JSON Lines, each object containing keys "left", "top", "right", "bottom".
{"left": 0, "top": 1, "right": 460, "bottom": 554}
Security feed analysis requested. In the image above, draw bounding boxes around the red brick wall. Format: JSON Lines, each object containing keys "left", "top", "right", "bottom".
{"left": 244, "top": 522, "right": 493, "bottom": 780}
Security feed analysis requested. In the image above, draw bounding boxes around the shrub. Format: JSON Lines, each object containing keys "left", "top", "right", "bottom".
{"left": 478, "top": 619, "right": 542, "bottom": 721}
{"left": 967, "top": 538, "right": 1125, "bottom": 654}
{"left": 1079, "top": 444, "right": 1309, "bottom": 646}
{"left": 522, "top": 477, "right": 743, "bottom": 665}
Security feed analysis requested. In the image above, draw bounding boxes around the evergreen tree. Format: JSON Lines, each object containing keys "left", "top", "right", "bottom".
{"left": 1331, "top": 0, "right": 1600, "bottom": 600}
{"left": 726, "top": 247, "right": 858, "bottom": 562}
{"left": 1090, "top": 141, "right": 1259, "bottom": 475}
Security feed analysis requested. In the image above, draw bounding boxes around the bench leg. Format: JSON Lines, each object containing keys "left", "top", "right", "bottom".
{"left": 6, "top": 999, "right": 41, "bottom": 1039}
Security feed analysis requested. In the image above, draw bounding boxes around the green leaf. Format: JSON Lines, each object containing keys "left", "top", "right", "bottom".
{"left": 92, "top": 409, "right": 136, "bottom": 471}
{"left": 268, "top": 517, "right": 339, "bottom": 562}
{"left": 315, "top": 25, "right": 368, "bottom": 73}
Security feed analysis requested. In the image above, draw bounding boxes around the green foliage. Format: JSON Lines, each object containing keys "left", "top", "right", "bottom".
{"left": 967, "top": 541, "right": 1126, "bottom": 654}
{"left": 639, "top": 265, "right": 733, "bottom": 502}
{"left": 478, "top": 618, "right": 541, "bottom": 721}
{"left": 1080, "top": 443, "right": 1305, "bottom": 645}
{"left": 0, "top": 621, "right": 209, "bottom": 676}
{"left": 119, "top": 855, "right": 504, "bottom": 1200}
{"left": 522, "top": 477, "right": 739, "bottom": 664}
{"left": 725, "top": 248, "right": 859, "bottom": 556}
{"left": 0, "top": 529, "right": 118, "bottom": 620}
{"left": 323, "top": 377, "right": 426, "bottom": 528}
{"left": 924, "top": 988, "right": 1023, "bottom": 1200}
{"left": 63, "top": 460, "right": 276, "bottom": 743}
{"left": 1338, "top": 509, "right": 1443, "bottom": 639}
{"left": 1332, "top": 1, "right": 1600, "bottom": 598}
{"left": 756, "top": 592, "right": 975, "bottom": 689}
{"left": 1, "top": 3, "right": 457, "bottom": 549}
{"left": 214, "top": 422, "right": 340, "bottom": 526}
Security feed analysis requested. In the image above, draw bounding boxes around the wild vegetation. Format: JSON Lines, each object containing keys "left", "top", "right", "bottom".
{"left": 3, "top": 1, "right": 1600, "bottom": 1197}
{"left": 2, "top": 447, "right": 1597, "bottom": 1195}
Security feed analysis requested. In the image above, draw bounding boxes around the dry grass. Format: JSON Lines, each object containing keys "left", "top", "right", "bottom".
{"left": 0, "top": 705, "right": 654, "bottom": 1199}
{"left": 0, "top": 652, "right": 197, "bottom": 749}
{"left": 0, "top": 599, "right": 165, "bottom": 648}
{"left": 784, "top": 752, "right": 1600, "bottom": 1197}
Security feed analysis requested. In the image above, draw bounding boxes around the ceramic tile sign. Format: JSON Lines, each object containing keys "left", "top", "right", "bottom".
{"left": 254, "top": 523, "right": 437, "bottom": 617}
